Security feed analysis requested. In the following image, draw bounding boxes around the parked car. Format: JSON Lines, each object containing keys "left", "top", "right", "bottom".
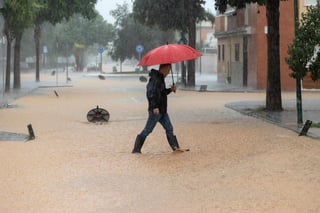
{"left": 85, "top": 63, "right": 98, "bottom": 72}
{"left": 135, "top": 65, "right": 142, "bottom": 72}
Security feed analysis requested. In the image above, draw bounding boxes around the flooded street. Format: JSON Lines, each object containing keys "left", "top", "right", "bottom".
{"left": 1, "top": 73, "right": 320, "bottom": 212}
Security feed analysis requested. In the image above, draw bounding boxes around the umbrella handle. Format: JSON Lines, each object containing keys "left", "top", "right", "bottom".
{"left": 170, "top": 67, "right": 176, "bottom": 93}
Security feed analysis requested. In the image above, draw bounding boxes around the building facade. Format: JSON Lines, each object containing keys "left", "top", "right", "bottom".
{"left": 214, "top": 1, "right": 296, "bottom": 90}
{"left": 196, "top": 21, "right": 217, "bottom": 74}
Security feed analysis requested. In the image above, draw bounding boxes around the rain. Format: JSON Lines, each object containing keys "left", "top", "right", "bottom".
{"left": 0, "top": 0, "right": 320, "bottom": 213}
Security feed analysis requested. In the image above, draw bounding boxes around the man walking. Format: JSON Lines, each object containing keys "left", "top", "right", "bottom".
{"left": 132, "top": 64, "right": 184, "bottom": 153}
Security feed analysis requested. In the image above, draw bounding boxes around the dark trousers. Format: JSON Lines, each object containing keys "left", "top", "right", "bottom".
{"left": 140, "top": 110, "right": 174, "bottom": 139}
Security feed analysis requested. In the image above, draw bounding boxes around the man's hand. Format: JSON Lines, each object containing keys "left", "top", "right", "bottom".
{"left": 171, "top": 84, "right": 176, "bottom": 93}
{"left": 153, "top": 108, "right": 160, "bottom": 115}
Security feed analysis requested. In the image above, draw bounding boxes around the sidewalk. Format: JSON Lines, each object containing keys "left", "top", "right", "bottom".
{"left": 226, "top": 99, "right": 320, "bottom": 140}
{"left": 1, "top": 71, "right": 320, "bottom": 140}
{"left": 195, "top": 73, "right": 320, "bottom": 139}
{"left": 0, "top": 71, "right": 72, "bottom": 108}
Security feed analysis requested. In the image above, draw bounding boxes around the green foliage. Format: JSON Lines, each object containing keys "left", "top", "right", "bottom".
{"left": 110, "top": 2, "right": 130, "bottom": 29}
{"left": 35, "top": 0, "right": 97, "bottom": 25}
{"left": 133, "top": 0, "right": 207, "bottom": 33}
{"left": 286, "top": 2, "right": 320, "bottom": 81}
{"left": 55, "top": 14, "right": 113, "bottom": 48}
{"left": 311, "top": 122, "right": 320, "bottom": 128}
{"left": 229, "top": 0, "right": 265, "bottom": 8}
{"left": 214, "top": 0, "right": 288, "bottom": 14}
{"left": 19, "top": 14, "right": 114, "bottom": 66}
{"left": 132, "top": 0, "right": 210, "bottom": 87}
{"left": 1, "top": 0, "right": 39, "bottom": 36}
{"left": 110, "top": 3, "right": 175, "bottom": 63}
{"left": 215, "top": 0, "right": 265, "bottom": 13}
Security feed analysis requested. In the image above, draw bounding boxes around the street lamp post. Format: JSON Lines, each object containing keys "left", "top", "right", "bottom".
{"left": 294, "top": 0, "right": 303, "bottom": 125}
{"left": 1, "top": 36, "right": 5, "bottom": 99}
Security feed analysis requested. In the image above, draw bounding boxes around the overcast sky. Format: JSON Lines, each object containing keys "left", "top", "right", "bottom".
{"left": 95, "top": 0, "right": 215, "bottom": 24}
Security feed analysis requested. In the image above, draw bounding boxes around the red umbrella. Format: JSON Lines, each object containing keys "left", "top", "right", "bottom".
{"left": 138, "top": 43, "right": 201, "bottom": 66}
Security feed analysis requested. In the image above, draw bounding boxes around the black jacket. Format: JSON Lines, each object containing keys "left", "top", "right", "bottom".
{"left": 147, "top": 69, "right": 172, "bottom": 113}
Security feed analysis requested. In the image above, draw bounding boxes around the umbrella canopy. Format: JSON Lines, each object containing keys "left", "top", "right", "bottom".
{"left": 138, "top": 43, "right": 201, "bottom": 66}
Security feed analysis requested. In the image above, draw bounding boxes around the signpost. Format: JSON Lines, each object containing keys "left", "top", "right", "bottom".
{"left": 98, "top": 47, "right": 104, "bottom": 72}
{"left": 136, "top": 45, "right": 144, "bottom": 71}
{"left": 136, "top": 44, "right": 144, "bottom": 61}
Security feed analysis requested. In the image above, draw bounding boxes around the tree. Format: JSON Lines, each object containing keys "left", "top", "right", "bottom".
{"left": 133, "top": 0, "right": 211, "bottom": 87}
{"left": 286, "top": 2, "right": 320, "bottom": 81}
{"left": 110, "top": 3, "right": 175, "bottom": 71}
{"left": 2, "top": 14, "right": 13, "bottom": 92}
{"left": 1, "top": 0, "right": 38, "bottom": 90}
{"left": 215, "top": 0, "right": 283, "bottom": 111}
{"left": 54, "top": 14, "right": 114, "bottom": 70}
{"left": 33, "top": 0, "right": 97, "bottom": 81}
{"left": 19, "top": 14, "right": 114, "bottom": 71}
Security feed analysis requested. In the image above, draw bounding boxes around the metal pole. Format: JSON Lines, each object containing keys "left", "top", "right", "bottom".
{"left": 1, "top": 0, "right": 4, "bottom": 101}
{"left": 56, "top": 41, "right": 59, "bottom": 86}
{"left": 199, "top": 21, "right": 202, "bottom": 75}
{"left": 100, "top": 52, "right": 102, "bottom": 73}
{"left": 66, "top": 43, "right": 69, "bottom": 83}
{"left": 294, "top": 0, "right": 303, "bottom": 125}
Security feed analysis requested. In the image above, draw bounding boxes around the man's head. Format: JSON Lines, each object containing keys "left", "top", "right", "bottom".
{"left": 159, "top": 64, "right": 171, "bottom": 76}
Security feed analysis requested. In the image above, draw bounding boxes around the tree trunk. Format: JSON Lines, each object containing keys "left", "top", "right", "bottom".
{"left": 5, "top": 37, "right": 11, "bottom": 93}
{"left": 75, "top": 47, "right": 85, "bottom": 71}
{"left": 266, "top": 0, "right": 282, "bottom": 111}
{"left": 34, "top": 23, "right": 41, "bottom": 82}
{"left": 13, "top": 33, "right": 22, "bottom": 89}
{"left": 187, "top": 4, "right": 196, "bottom": 87}
{"left": 4, "top": 22, "right": 11, "bottom": 93}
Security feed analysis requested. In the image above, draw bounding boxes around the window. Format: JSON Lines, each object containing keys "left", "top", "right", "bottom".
{"left": 305, "top": 0, "right": 316, "bottom": 6}
{"left": 235, "top": 43, "right": 240, "bottom": 61}
{"left": 218, "top": 44, "right": 225, "bottom": 61}
{"left": 222, "top": 44, "right": 225, "bottom": 61}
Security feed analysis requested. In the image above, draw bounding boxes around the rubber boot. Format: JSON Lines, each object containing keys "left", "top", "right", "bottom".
{"left": 132, "top": 135, "right": 145, "bottom": 153}
{"left": 167, "top": 135, "right": 180, "bottom": 151}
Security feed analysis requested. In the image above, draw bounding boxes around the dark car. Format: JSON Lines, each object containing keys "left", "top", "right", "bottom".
{"left": 85, "top": 63, "right": 98, "bottom": 72}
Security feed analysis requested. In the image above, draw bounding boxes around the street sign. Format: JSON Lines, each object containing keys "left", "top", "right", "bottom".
{"left": 98, "top": 47, "right": 104, "bottom": 54}
{"left": 43, "top": 45, "right": 48, "bottom": 54}
{"left": 136, "top": 45, "right": 144, "bottom": 53}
